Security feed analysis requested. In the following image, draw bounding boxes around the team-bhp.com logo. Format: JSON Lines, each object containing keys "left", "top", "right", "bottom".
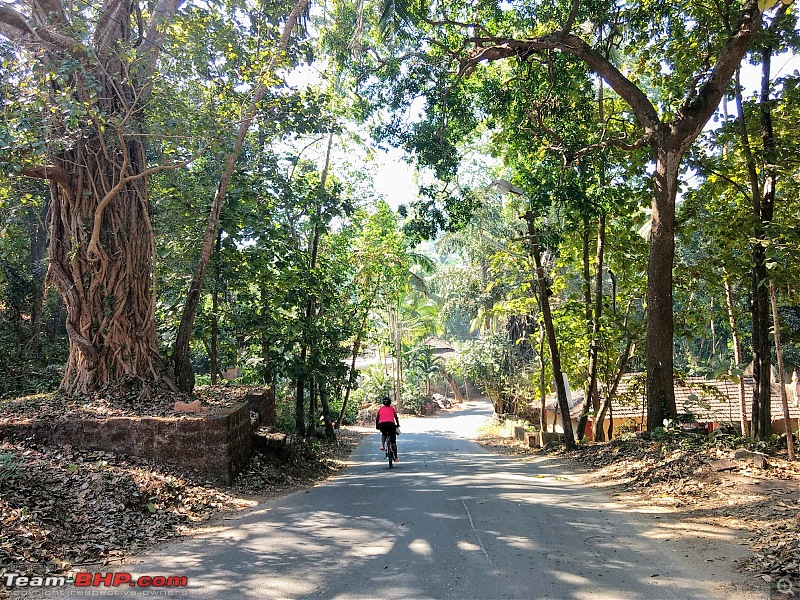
{"left": 3, "top": 571, "right": 188, "bottom": 590}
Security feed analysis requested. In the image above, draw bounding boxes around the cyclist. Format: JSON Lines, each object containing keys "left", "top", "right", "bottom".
{"left": 376, "top": 395, "right": 400, "bottom": 462}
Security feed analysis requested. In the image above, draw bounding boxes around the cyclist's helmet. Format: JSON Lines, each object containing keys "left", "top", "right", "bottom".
{"left": 381, "top": 396, "right": 391, "bottom": 406}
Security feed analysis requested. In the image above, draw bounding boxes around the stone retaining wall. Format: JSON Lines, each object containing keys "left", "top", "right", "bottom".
{"left": 507, "top": 421, "right": 563, "bottom": 448}
{"left": 0, "top": 402, "right": 252, "bottom": 484}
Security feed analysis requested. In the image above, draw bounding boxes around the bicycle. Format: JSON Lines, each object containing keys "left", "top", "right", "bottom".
{"left": 383, "top": 429, "right": 399, "bottom": 468}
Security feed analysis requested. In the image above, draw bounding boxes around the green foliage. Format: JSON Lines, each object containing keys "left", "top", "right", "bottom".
{"left": 0, "top": 178, "right": 67, "bottom": 397}
{"left": 402, "top": 342, "right": 442, "bottom": 399}
{"left": 273, "top": 385, "right": 299, "bottom": 433}
{"left": 400, "top": 388, "right": 428, "bottom": 415}
{"left": 326, "top": 392, "right": 358, "bottom": 425}
{"left": 448, "top": 335, "right": 510, "bottom": 400}
{"left": 680, "top": 31, "right": 800, "bottom": 375}
{"left": 642, "top": 421, "right": 787, "bottom": 456}
{"left": 351, "top": 365, "right": 394, "bottom": 408}
{"left": 0, "top": 450, "right": 20, "bottom": 481}
{"left": 0, "top": 356, "right": 66, "bottom": 400}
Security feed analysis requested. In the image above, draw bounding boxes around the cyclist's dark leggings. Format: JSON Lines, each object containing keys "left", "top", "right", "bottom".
{"left": 377, "top": 422, "right": 397, "bottom": 444}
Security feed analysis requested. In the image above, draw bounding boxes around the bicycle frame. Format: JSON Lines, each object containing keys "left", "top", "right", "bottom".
{"left": 383, "top": 431, "right": 398, "bottom": 468}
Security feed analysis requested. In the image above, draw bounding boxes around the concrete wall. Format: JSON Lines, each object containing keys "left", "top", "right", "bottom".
{"left": 0, "top": 402, "right": 252, "bottom": 484}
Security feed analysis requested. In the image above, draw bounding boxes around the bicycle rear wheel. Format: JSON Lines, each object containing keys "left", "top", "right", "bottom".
{"left": 387, "top": 448, "right": 393, "bottom": 468}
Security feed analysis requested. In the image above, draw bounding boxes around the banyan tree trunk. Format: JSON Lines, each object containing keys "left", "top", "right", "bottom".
{"left": 46, "top": 134, "right": 162, "bottom": 394}
{"left": 0, "top": 0, "right": 189, "bottom": 396}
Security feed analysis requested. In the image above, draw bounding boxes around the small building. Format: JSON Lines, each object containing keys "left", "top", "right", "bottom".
{"left": 589, "top": 374, "right": 800, "bottom": 438}
{"left": 425, "top": 336, "right": 456, "bottom": 359}
{"left": 543, "top": 392, "right": 586, "bottom": 435}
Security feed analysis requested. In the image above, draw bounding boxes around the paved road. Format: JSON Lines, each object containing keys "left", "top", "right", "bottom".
{"left": 18, "top": 399, "right": 759, "bottom": 599}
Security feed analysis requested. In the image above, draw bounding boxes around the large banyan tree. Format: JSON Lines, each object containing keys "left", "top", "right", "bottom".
{"left": 0, "top": 0, "right": 311, "bottom": 395}
{"left": 0, "top": 0, "right": 184, "bottom": 393}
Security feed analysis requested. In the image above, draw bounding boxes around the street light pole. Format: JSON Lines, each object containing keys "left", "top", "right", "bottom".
{"left": 521, "top": 210, "right": 576, "bottom": 449}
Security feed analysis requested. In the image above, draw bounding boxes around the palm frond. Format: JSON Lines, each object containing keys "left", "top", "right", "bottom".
{"left": 378, "top": 0, "right": 414, "bottom": 34}
{"left": 408, "top": 252, "right": 437, "bottom": 274}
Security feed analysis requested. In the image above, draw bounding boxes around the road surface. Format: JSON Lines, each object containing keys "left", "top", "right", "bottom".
{"left": 15, "top": 399, "right": 760, "bottom": 599}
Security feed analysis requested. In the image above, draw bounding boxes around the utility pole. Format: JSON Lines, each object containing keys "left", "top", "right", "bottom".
{"left": 522, "top": 210, "right": 576, "bottom": 449}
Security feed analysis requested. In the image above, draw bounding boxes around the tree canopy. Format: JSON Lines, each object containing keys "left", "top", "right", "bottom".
{"left": 0, "top": 0, "right": 798, "bottom": 442}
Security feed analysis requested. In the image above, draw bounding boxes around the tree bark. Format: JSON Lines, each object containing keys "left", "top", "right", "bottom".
{"left": 318, "top": 383, "right": 336, "bottom": 439}
{"left": 645, "top": 140, "right": 680, "bottom": 430}
{"left": 46, "top": 138, "right": 163, "bottom": 393}
{"left": 578, "top": 212, "right": 605, "bottom": 439}
{"left": 539, "top": 327, "right": 547, "bottom": 432}
{"left": 732, "top": 68, "right": 772, "bottom": 439}
{"left": 295, "top": 352, "right": 307, "bottom": 436}
{"left": 753, "top": 26, "right": 779, "bottom": 440}
{"left": 442, "top": 370, "right": 465, "bottom": 403}
{"left": 210, "top": 228, "right": 222, "bottom": 385}
{"left": 590, "top": 212, "right": 605, "bottom": 409}
{"left": 308, "top": 379, "right": 318, "bottom": 436}
{"left": 577, "top": 215, "right": 593, "bottom": 440}
{"left": 295, "top": 132, "right": 334, "bottom": 434}
{"left": 0, "top": 0, "right": 189, "bottom": 394}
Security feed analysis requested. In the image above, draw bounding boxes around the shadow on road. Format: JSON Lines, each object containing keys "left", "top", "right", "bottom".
{"left": 24, "top": 400, "right": 749, "bottom": 600}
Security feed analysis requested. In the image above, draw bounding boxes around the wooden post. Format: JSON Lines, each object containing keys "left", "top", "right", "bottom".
{"left": 769, "top": 280, "right": 794, "bottom": 460}
{"left": 723, "top": 275, "right": 749, "bottom": 436}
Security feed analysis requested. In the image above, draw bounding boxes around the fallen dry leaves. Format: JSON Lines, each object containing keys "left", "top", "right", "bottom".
{"left": 0, "top": 442, "right": 241, "bottom": 569}
{"left": 0, "top": 389, "right": 363, "bottom": 582}
{"left": 0, "top": 385, "right": 244, "bottom": 423}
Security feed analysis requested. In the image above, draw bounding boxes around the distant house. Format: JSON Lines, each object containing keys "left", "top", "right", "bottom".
{"left": 350, "top": 337, "right": 456, "bottom": 372}
{"left": 542, "top": 373, "right": 799, "bottom": 439}
{"left": 543, "top": 392, "right": 586, "bottom": 436}
{"left": 424, "top": 337, "right": 456, "bottom": 360}
{"left": 542, "top": 376, "right": 587, "bottom": 436}
{"left": 592, "top": 374, "right": 799, "bottom": 438}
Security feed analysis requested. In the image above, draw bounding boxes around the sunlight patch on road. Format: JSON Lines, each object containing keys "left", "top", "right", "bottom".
{"left": 496, "top": 491, "right": 571, "bottom": 506}
{"left": 457, "top": 540, "right": 482, "bottom": 552}
{"left": 357, "top": 541, "right": 394, "bottom": 557}
{"left": 614, "top": 502, "right": 674, "bottom": 515}
{"left": 494, "top": 534, "right": 537, "bottom": 550}
{"left": 424, "top": 511, "right": 464, "bottom": 521}
{"left": 258, "top": 578, "right": 319, "bottom": 597}
{"left": 644, "top": 519, "right": 743, "bottom": 543}
{"left": 407, "top": 538, "right": 433, "bottom": 556}
{"left": 552, "top": 570, "right": 593, "bottom": 586}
